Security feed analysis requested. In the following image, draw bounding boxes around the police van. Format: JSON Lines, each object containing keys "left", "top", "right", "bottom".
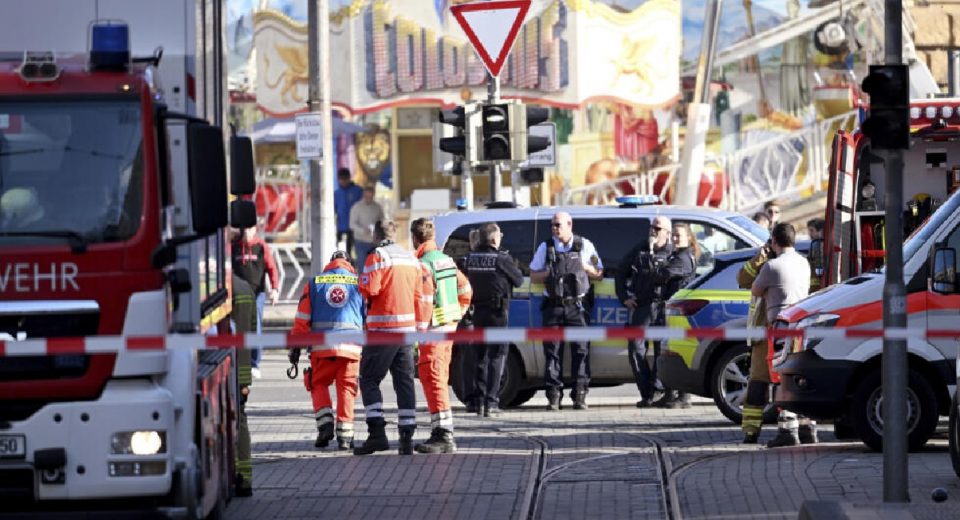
{"left": 434, "top": 198, "right": 769, "bottom": 406}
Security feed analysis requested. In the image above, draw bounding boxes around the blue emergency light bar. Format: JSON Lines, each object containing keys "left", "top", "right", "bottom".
{"left": 616, "top": 195, "right": 660, "bottom": 207}
{"left": 89, "top": 21, "right": 130, "bottom": 71}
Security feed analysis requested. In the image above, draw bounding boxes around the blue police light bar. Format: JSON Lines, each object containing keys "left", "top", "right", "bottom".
{"left": 90, "top": 21, "right": 130, "bottom": 71}
{"left": 615, "top": 195, "right": 660, "bottom": 207}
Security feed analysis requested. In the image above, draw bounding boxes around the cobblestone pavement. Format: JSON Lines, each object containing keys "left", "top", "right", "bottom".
{"left": 226, "top": 352, "right": 960, "bottom": 519}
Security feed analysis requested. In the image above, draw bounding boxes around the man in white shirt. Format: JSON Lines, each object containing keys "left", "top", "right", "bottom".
{"left": 529, "top": 212, "right": 603, "bottom": 410}
{"left": 349, "top": 186, "right": 384, "bottom": 270}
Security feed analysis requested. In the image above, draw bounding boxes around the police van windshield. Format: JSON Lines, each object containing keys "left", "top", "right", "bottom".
{"left": 0, "top": 98, "right": 143, "bottom": 247}
{"left": 903, "top": 189, "right": 960, "bottom": 266}
{"left": 727, "top": 214, "right": 769, "bottom": 243}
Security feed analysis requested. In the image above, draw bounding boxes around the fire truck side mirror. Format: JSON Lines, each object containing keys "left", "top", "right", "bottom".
{"left": 186, "top": 122, "right": 229, "bottom": 235}
{"left": 230, "top": 199, "right": 257, "bottom": 229}
{"left": 931, "top": 246, "right": 958, "bottom": 294}
{"left": 230, "top": 136, "right": 256, "bottom": 196}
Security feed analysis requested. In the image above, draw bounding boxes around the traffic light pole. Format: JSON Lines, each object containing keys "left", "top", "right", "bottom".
{"left": 881, "top": 0, "right": 908, "bottom": 504}
{"left": 488, "top": 74, "right": 503, "bottom": 203}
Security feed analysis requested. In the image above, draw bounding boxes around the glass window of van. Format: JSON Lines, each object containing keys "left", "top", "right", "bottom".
{"left": 443, "top": 220, "right": 537, "bottom": 275}
{"left": 537, "top": 217, "right": 651, "bottom": 276}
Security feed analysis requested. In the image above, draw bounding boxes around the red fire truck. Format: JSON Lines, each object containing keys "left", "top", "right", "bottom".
{"left": 0, "top": 1, "right": 255, "bottom": 517}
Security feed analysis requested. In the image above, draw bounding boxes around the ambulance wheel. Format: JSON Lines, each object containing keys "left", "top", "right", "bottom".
{"left": 948, "top": 391, "right": 960, "bottom": 479}
{"left": 849, "top": 368, "right": 939, "bottom": 452}
{"left": 710, "top": 344, "right": 777, "bottom": 425}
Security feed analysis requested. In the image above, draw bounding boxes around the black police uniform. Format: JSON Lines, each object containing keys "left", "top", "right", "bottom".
{"left": 462, "top": 245, "right": 524, "bottom": 411}
{"left": 539, "top": 236, "right": 594, "bottom": 409}
{"left": 616, "top": 243, "right": 696, "bottom": 403}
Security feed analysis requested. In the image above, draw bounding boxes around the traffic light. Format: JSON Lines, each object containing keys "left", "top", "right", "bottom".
{"left": 524, "top": 105, "right": 551, "bottom": 156}
{"left": 860, "top": 64, "right": 909, "bottom": 150}
{"left": 438, "top": 105, "right": 467, "bottom": 156}
{"left": 481, "top": 103, "right": 511, "bottom": 161}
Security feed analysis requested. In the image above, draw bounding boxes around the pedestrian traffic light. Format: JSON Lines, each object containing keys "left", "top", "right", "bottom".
{"left": 481, "top": 103, "right": 511, "bottom": 161}
{"left": 860, "top": 64, "right": 910, "bottom": 150}
{"left": 438, "top": 105, "right": 467, "bottom": 156}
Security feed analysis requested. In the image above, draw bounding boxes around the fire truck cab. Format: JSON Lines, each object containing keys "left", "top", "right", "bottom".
{"left": 775, "top": 98, "right": 960, "bottom": 452}
{"left": 0, "top": 1, "right": 256, "bottom": 517}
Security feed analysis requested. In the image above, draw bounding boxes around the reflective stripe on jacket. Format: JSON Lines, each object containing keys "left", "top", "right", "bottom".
{"left": 360, "top": 242, "right": 429, "bottom": 331}
{"left": 416, "top": 240, "right": 472, "bottom": 327}
{"left": 292, "top": 258, "right": 364, "bottom": 359}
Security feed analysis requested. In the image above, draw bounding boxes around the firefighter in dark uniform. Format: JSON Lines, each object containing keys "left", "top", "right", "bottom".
{"left": 231, "top": 274, "right": 255, "bottom": 497}
{"left": 530, "top": 212, "right": 604, "bottom": 411}
{"left": 461, "top": 222, "right": 524, "bottom": 416}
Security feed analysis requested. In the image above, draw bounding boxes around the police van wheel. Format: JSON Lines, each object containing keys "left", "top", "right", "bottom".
{"left": 849, "top": 368, "right": 939, "bottom": 452}
{"left": 948, "top": 391, "right": 960, "bottom": 478}
{"left": 509, "top": 389, "right": 537, "bottom": 407}
{"left": 710, "top": 344, "right": 777, "bottom": 426}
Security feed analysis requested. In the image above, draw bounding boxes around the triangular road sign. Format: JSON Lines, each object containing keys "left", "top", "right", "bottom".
{"left": 451, "top": 0, "right": 531, "bottom": 78}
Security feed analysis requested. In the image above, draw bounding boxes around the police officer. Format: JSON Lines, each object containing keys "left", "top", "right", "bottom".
{"left": 231, "top": 274, "right": 255, "bottom": 497}
{"left": 461, "top": 222, "right": 524, "bottom": 416}
{"left": 530, "top": 212, "right": 603, "bottom": 411}
{"left": 616, "top": 216, "right": 695, "bottom": 408}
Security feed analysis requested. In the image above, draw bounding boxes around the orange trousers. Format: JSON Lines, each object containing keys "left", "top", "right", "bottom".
{"left": 418, "top": 341, "right": 452, "bottom": 413}
{"left": 304, "top": 353, "right": 359, "bottom": 424}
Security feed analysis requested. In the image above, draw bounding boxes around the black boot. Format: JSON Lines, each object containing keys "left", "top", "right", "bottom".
{"left": 662, "top": 391, "right": 692, "bottom": 409}
{"left": 798, "top": 422, "right": 819, "bottom": 445}
{"left": 414, "top": 427, "right": 456, "bottom": 454}
{"left": 546, "top": 390, "right": 561, "bottom": 411}
{"left": 315, "top": 422, "right": 334, "bottom": 448}
{"left": 398, "top": 428, "right": 415, "bottom": 455}
{"left": 572, "top": 387, "right": 589, "bottom": 410}
{"left": 353, "top": 419, "right": 389, "bottom": 455}
{"left": 337, "top": 437, "right": 354, "bottom": 451}
{"left": 766, "top": 429, "right": 800, "bottom": 448}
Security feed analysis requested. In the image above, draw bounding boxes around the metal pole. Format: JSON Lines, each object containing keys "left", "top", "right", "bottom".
{"left": 949, "top": 49, "right": 959, "bottom": 97}
{"left": 307, "top": 0, "right": 322, "bottom": 274}
{"left": 488, "top": 74, "right": 502, "bottom": 203}
{"left": 319, "top": 0, "right": 336, "bottom": 266}
{"left": 675, "top": 0, "right": 722, "bottom": 206}
{"left": 881, "top": 0, "right": 908, "bottom": 504}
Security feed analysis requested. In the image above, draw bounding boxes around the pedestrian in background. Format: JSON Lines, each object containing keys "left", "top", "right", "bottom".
{"left": 231, "top": 224, "right": 280, "bottom": 379}
{"left": 764, "top": 200, "right": 781, "bottom": 230}
{"left": 462, "top": 222, "right": 524, "bottom": 416}
{"left": 410, "top": 218, "right": 472, "bottom": 453}
{"left": 289, "top": 251, "right": 364, "bottom": 451}
{"left": 806, "top": 217, "right": 826, "bottom": 291}
{"left": 354, "top": 220, "right": 430, "bottom": 456}
{"left": 752, "top": 211, "right": 771, "bottom": 230}
{"left": 530, "top": 212, "right": 603, "bottom": 411}
{"left": 616, "top": 216, "right": 673, "bottom": 408}
{"left": 349, "top": 185, "right": 384, "bottom": 271}
{"left": 335, "top": 168, "right": 363, "bottom": 258}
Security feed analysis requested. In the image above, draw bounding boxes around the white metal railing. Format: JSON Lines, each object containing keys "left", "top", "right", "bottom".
{"left": 255, "top": 165, "right": 308, "bottom": 242}
{"left": 561, "top": 110, "right": 859, "bottom": 213}
{"left": 561, "top": 163, "right": 681, "bottom": 206}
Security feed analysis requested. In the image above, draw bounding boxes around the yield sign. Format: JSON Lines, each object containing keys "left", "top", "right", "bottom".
{"left": 450, "top": 0, "right": 531, "bottom": 78}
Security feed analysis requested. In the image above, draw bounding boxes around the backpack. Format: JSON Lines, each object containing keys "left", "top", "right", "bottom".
{"left": 544, "top": 236, "right": 590, "bottom": 301}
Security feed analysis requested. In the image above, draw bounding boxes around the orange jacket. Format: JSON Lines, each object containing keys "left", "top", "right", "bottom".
{"left": 291, "top": 258, "right": 363, "bottom": 359}
{"left": 414, "top": 240, "right": 473, "bottom": 330}
{"left": 360, "top": 241, "right": 430, "bottom": 331}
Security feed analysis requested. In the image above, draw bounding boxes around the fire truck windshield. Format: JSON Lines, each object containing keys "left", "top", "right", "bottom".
{"left": 0, "top": 98, "right": 143, "bottom": 247}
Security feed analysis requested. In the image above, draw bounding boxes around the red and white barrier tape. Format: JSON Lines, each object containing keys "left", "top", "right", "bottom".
{"left": 2, "top": 327, "right": 960, "bottom": 357}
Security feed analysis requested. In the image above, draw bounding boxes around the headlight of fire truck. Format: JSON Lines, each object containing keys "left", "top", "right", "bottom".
{"left": 110, "top": 430, "right": 166, "bottom": 455}
{"left": 797, "top": 313, "right": 839, "bottom": 351}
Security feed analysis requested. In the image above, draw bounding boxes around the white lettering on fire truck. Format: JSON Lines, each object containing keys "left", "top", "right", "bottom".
{"left": 0, "top": 262, "right": 79, "bottom": 292}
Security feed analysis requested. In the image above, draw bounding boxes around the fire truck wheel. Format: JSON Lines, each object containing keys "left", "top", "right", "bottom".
{"left": 849, "top": 368, "right": 939, "bottom": 452}
{"left": 949, "top": 391, "right": 960, "bottom": 479}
